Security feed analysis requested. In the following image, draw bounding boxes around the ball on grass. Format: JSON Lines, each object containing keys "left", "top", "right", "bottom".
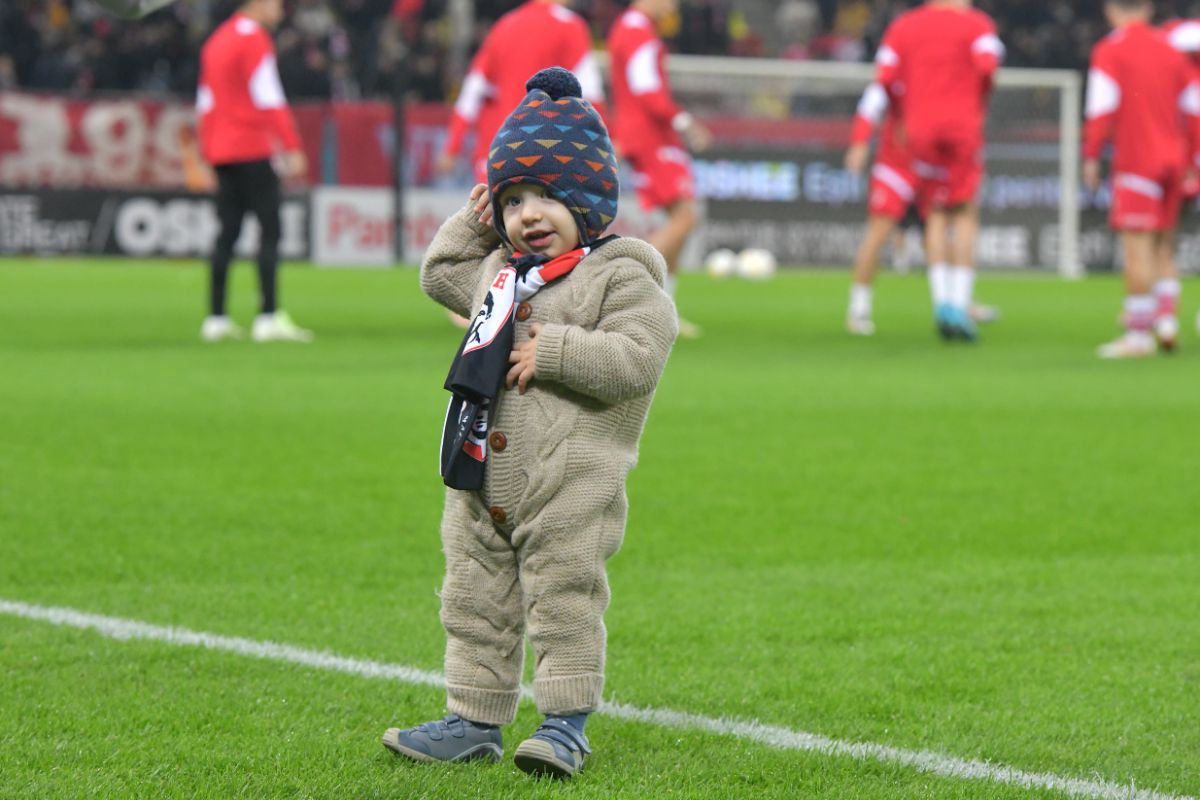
{"left": 704, "top": 248, "right": 738, "bottom": 279}
{"left": 736, "top": 248, "right": 777, "bottom": 281}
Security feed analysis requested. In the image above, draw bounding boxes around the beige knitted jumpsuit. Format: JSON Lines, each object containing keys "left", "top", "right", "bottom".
{"left": 420, "top": 202, "right": 678, "bottom": 725}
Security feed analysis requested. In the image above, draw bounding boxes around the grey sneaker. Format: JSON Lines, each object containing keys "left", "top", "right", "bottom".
{"left": 381, "top": 715, "right": 502, "bottom": 763}
{"left": 513, "top": 718, "right": 592, "bottom": 778}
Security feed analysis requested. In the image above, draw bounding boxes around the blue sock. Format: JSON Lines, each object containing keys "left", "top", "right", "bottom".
{"left": 546, "top": 712, "right": 588, "bottom": 733}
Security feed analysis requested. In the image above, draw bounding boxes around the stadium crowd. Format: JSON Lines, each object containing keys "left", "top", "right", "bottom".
{"left": 6, "top": 0, "right": 1200, "bottom": 101}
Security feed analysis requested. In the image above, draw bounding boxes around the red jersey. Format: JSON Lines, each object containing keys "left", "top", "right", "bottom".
{"left": 196, "top": 13, "right": 300, "bottom": 166}
{"left": 443, "top": 1, "right": 603, "bottom": 174}
{"left": 850, "top": 82, "right": 904, "bottom": 167}
{"left": 1084, "top": 21, "right": 1199, "bottom": 173}
{"left": 606, "top": 8, "right": 684, "bottom": 157}
{"left": 875, "top": 5, "right": 1002, "bottom": 145}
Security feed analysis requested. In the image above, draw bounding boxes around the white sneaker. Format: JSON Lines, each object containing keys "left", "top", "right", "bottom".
{"left": 1154, "top": 315, "right": 1179, "bottom": 353}
{"left": 846, "top": 315, "right": 875, "bottom": 336}
{"left": 677, "top": 316, "right": 702, "bottom": 339}
{"left": 969, "top": 303, "right": 1001, "bottom": 324}
{"left": 201, "top": 315, "right": 244, "bottom": 342}
{"left": 252, "top": 310, "right": 314, "bottom": 343}
{"left": 1097, "top": 331, "right": 1155, "bottom": 359}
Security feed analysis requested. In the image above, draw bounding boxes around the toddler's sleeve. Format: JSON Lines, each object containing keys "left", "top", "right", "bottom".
{"left": 535, "top": 261, "right": 677, "bottom": 404}
{"left": 420, "top": 202, "right": 503, "bottom": 317}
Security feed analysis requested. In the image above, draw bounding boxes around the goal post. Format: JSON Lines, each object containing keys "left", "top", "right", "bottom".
{"left": 598, "top": 54, "right": 1083, "bottom": 278}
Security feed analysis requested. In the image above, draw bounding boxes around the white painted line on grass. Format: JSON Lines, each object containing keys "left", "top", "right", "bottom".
{"left": 1, "top": 597, "right": 1191, "bottom": 800}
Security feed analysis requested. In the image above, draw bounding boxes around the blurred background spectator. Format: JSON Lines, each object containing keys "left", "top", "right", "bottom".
{"left": 6, "top": 0, "right": 1200, "bottom": 102}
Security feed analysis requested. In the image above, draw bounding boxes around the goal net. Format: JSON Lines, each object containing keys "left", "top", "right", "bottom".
{"left": 606, "top": 55, "right": 1083, "bottom": 277}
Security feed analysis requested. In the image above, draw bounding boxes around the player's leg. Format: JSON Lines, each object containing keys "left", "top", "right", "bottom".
{"left": 201, "top": 164, "right": 247, "bottom": 342}
{"left": 849, "top": 164, "right": 911, "bottom": 335}
{"left": 1151, "top": 173, "right": 1184, "bottom": 351}
{"left": 634, "top": 147, "right": 702, "bottom": 337}
{"left": 247, "top": 160, "right": 312, "bottom": 343}
{"left": 1099, "top": 229, "right": 1156, "bottom": 358}
{"left": 1151, "top": 228, "right": 1181, "bottom": 351}
{"left": 922, "top": 208, "right": 957, "bottom": 339}
{"left": 847, "top": 214, "right": 896, "bottom": 335}
{"left": 945, "top": 200, "right": 981, "bottom": 341}
{"left": 649, "top": 197, "right": 699, "bottom": 280}
{"left": 1100, "top": 173, "right": 1168, "bottom": 358}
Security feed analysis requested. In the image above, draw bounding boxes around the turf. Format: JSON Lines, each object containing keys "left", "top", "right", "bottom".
{"left": 0, "top": 258, "right": 1197, "bottom": 800}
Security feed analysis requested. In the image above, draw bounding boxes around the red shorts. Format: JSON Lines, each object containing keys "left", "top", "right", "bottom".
{"left": 1111, "top": 170, "right": 1184, "bottom": 232}
{"left": 910, "top": 135, "right": 984, "bottom": 212}
{"left": 626, "top": 146, "right": 695, "bottom": 211}
{"left": 867, "top": 159, "right": 919, "bottom": 221}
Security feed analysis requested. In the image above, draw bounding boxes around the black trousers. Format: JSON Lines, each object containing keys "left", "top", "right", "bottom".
{"left": 210, "top": 159, "right": 281, "bottom": 316}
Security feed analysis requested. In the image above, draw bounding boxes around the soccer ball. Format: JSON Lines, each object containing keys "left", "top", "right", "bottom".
{"left": 704, "top": 248, "right": 738, "bottom": 279}
{"left": 91, "top": 0, "right": 177, "bottom": 18}
{"left": 736, "top": 248, "right": 777, "bottom": 281}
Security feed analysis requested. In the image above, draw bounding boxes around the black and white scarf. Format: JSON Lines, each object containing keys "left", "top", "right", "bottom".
{"left": 440, "top": 238, "right": 613, "bottom": 490}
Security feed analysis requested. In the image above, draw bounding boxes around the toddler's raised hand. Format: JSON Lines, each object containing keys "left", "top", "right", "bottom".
{"left": 469, "top": 184, "right": 493, "bottom": 225}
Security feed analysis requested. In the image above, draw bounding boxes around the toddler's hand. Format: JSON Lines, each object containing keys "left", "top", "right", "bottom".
{"left": 506, "top": 323, "right": 541, "bottom": 394}
{"left": 469, "top": 183, "right": 493, "bottom": 225}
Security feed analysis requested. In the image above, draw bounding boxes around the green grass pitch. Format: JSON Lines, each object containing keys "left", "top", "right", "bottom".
{"left": 1, "top": 258, "right": 1197, "bottom": 800}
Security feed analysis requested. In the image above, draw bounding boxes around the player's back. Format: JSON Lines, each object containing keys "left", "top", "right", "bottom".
{"left": 607, "top": 9, "right": 675, "bottom": 152}
{"left": 198, "top": 14, "right": 278, "bottom": 164}
{"left": 1092, "top": 23, "right": 1192, "bottom": 172}
{"left": 479, "top": 3, "right": 592, "bottom": 136}
{"left": 881, "top": 6, "right": 998, "bottom": 140}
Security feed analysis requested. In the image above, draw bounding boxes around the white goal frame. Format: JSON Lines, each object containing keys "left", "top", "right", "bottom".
{"left": 600, "top": 54, "right": 1084, "bottom": 279}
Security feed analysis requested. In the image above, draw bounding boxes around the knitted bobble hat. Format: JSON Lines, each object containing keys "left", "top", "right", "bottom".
{"left": 487, "top": 67, "right": 620, "bottom": 246}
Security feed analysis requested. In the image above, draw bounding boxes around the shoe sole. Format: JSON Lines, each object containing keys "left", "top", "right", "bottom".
{"left": 513, "top": 738, "right": 581, "bottom": 778}
{"left": 381, "top": 729, "right": 502, "bottom": 763}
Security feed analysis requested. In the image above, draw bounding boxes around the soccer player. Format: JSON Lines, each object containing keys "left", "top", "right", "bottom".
{"left": 438, "top": 0, "right": 604, "bottom": 183}
{"left": 607, "top": 0, "right": 711, "bottom": 338}
{"left": 844, "top": 82, "right": 917, "bottom": 336}
{"left": 1162, "top": 14, "right": 1200, "bottom": 339}
{"left": 844, "top": 82, "right": 1000, "bottom": 336}
{"left": 1085, "top": 0, "right": 1200, "bottom": 358}
{"left": 197, "top": 0, "right": 312, "bottom": 343}
{"left": 875, "top": 0, "right": 1003, "bottom": 342}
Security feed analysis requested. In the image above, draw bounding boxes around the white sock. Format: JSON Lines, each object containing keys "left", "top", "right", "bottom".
{"left": 949, "top": 266, "right": 974, "bottom": 310}
{"left": 1124, "top": 295, "right": 1156, "bottom": 333}
{"left": 664, "top": 273, "right": 677, "bottom": 298}
{"left": 928, "top": 263, "right": 951, "bottom": 305}
{"left": 849, "top": 284, "right": 873, "bottom": 318}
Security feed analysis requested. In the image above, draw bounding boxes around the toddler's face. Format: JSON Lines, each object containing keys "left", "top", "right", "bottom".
{"left": 499, "top": 184, "right": 581, "bottom": 258}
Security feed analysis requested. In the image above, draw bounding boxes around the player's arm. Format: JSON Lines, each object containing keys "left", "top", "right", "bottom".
{"left": 874, "top": 23, "right": 903, "bottom": 92}
{"left": 533, "top": 260, "right": 677, "bottom": 404}
{"left": 1167, "top": 20, "right": 1200, "bottom": 54}
{"left": 441, "top": 49, "right": 494, "bottom": 172}
{"left": 564, "top": 20, "right": 608, "bottom": 122}
{"left": 420, "top": 185, "right": 502, "bottom": 317}
{"left": 245, "top": 35, "right": 305, "bottom": 177}
{"left": 1083, "top": 45, "right": 1119, "bottom": 190}
{"left": 970, "top": 22, "right": 1005, "bottom": 91}
{"left": 1179, "top": 75, "right": 1200, "bottom": 173}
{"left": 846, "top": 82, "right": 888, "bottom": 174}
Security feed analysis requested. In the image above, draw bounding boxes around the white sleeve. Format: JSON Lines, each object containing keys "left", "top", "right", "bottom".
{"left": 855, "top": 82, "right": 889, "bottom": 125}
{"left": 627, "top": 40, "right": 663, "bottom": 95}
{"left": 248, "top": 54, "right": 287, "bottom": 110}
{"left": 453, "top": 70, "right": 492, "bottom": 122}
{"left": 971, "top": 32, "right": 1006, "bottom": 62}
{"left": 573, "top": 51, "right": 605, "bottom": 103}
{"left": 1085, "top": 68, "right": 1121, "bottom": 119}
{"left": 1169, "top": 21, "right": 1200, "bottom": 53}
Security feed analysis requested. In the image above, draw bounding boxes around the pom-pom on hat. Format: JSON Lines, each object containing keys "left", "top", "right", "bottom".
{"left": 487, "top": 67, "right": 619, "bottom": 246}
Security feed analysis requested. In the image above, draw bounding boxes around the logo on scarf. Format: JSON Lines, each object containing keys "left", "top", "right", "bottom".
{"left": 463, "top": 269, "right": 516, "bottom": 355}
